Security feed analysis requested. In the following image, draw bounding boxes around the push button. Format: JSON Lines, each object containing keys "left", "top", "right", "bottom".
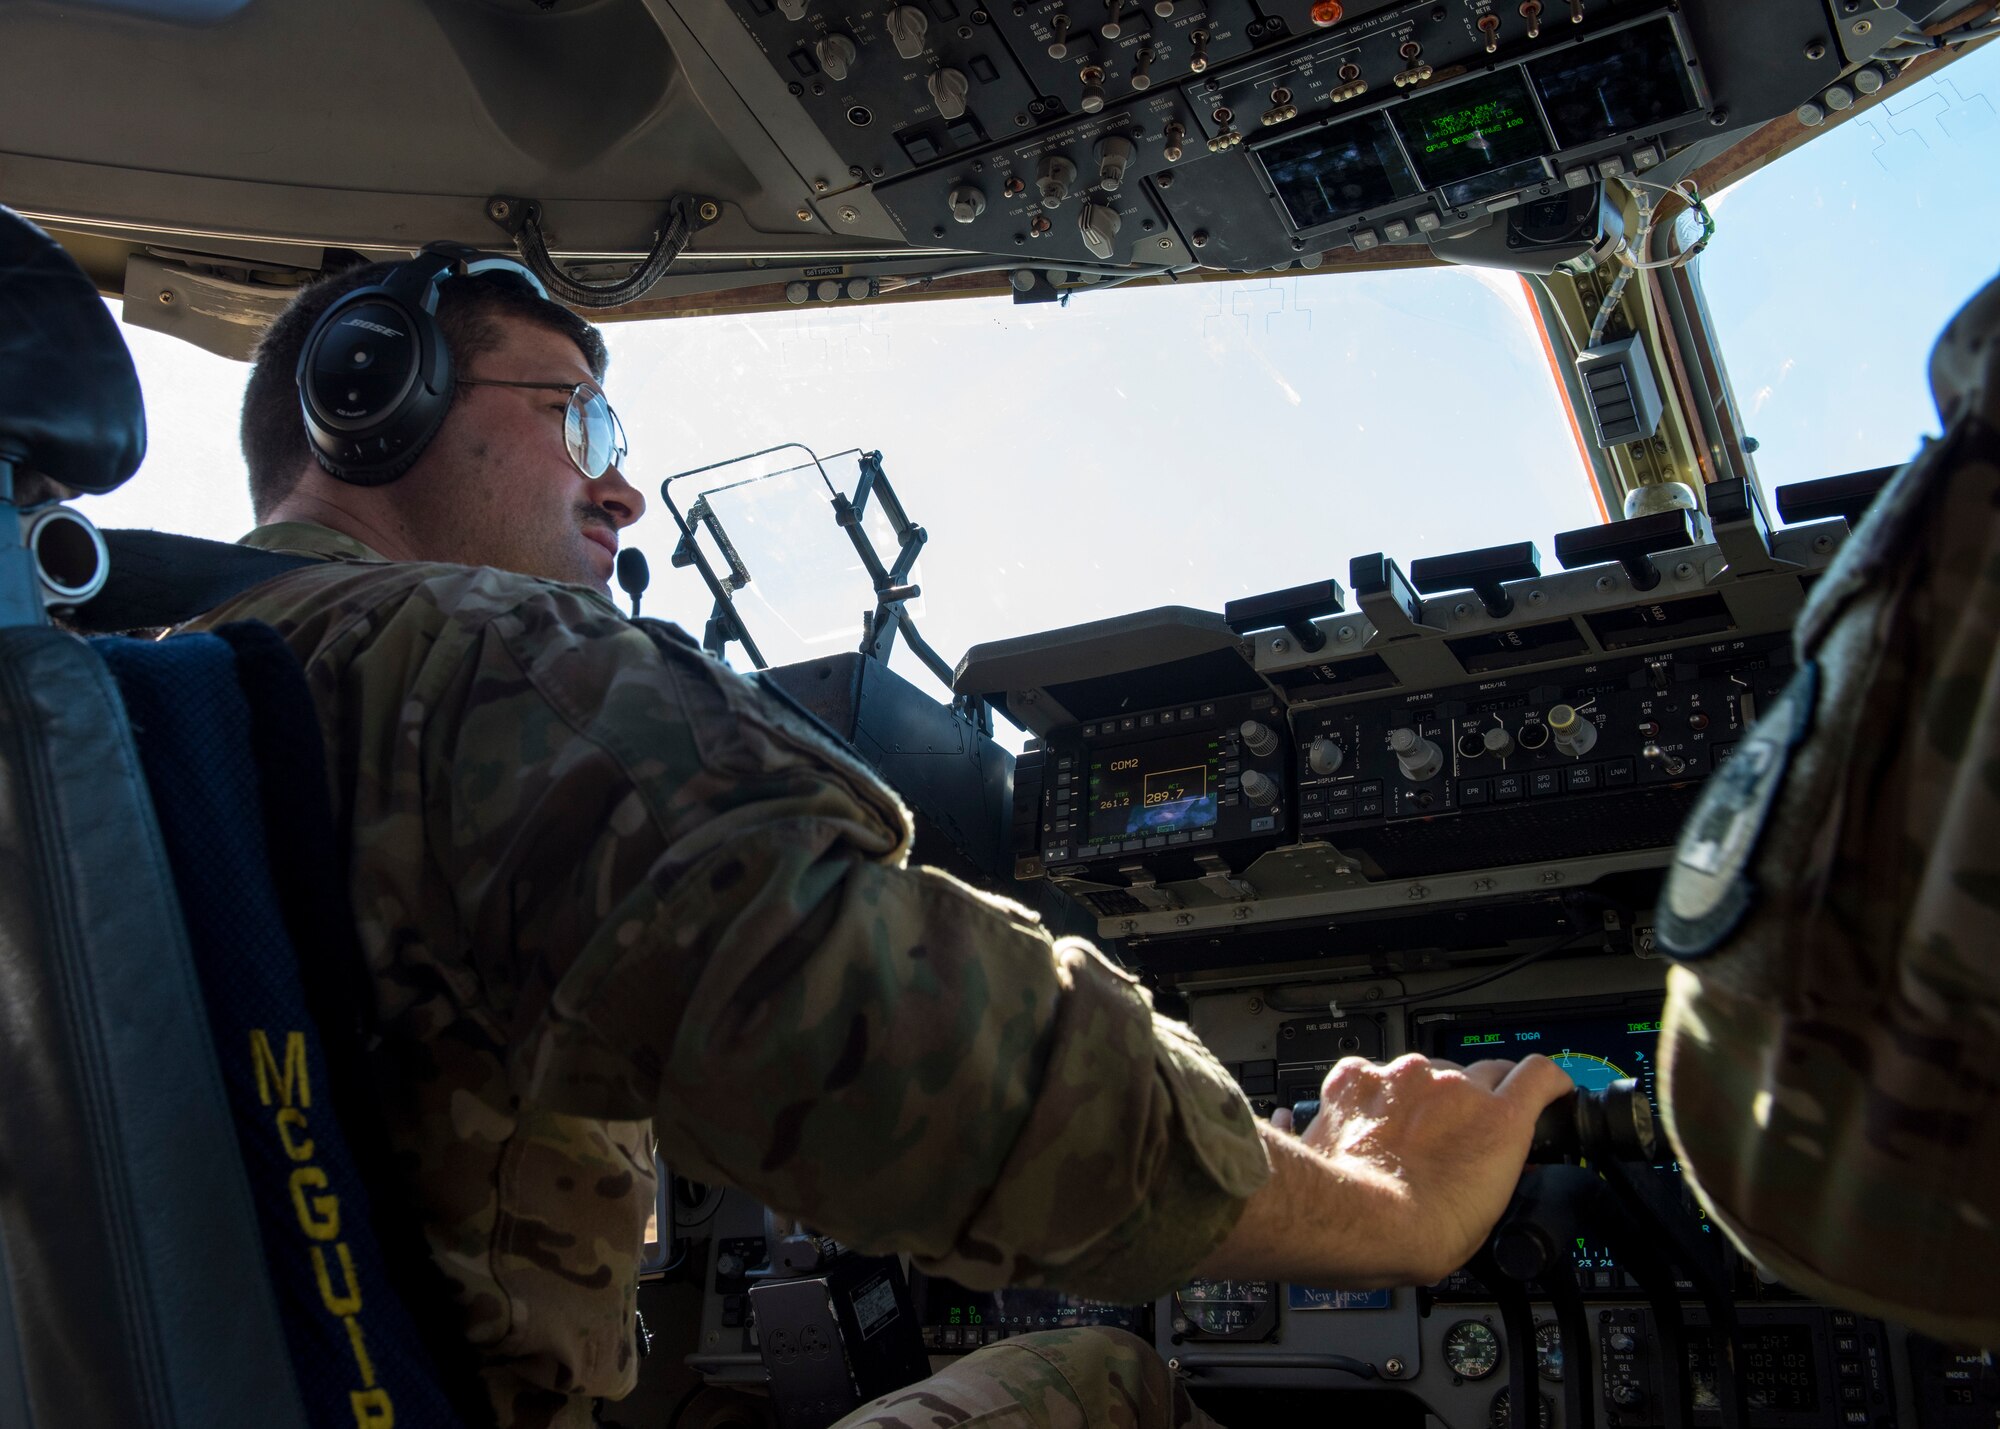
{"left": 1495, "top": 774, "right": 1525, "bottom": 801}
{"left": 1564, "top": 763, "right": 1598, "bottom": 791}
{"left": 1604, "top": 758, "right": 1635, "bottom": 786}
{"left": 1459, "top": 779, "right": 1491, "bottom": 806}
{"left": 1529, "top": 770, "right": 1560, "bottom": 797}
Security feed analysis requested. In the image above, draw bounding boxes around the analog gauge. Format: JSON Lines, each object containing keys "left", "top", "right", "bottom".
{"left": 1172, "top": 1280, "right": 1276, "bottom": 1340}
{"left": 1534, "top": 1321, "right": 1564, "bottom": 1383}
{"left": 1444, "top": 1319, "right": 1502, "bottom": 1381}
{"left": 1489, "top": 1387, "right": 1554, "bottom": 1429}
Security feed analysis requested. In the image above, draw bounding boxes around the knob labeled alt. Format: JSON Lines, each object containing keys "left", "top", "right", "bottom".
{"left": 1308, "top": 736, "right": 1344, "bottom": 776}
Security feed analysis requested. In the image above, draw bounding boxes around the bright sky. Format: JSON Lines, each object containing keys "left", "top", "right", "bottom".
{"left": 77, "top": 40, "right": 2000, "bottom": 707}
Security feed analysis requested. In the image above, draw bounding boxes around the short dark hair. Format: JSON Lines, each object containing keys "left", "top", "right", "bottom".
{"left": 240, "top": 259, "right": 610, "bottom": 519}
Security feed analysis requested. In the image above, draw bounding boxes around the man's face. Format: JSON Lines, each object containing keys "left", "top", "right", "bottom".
{"left": 399, "top": 315, "right": 644, "bottom": 591}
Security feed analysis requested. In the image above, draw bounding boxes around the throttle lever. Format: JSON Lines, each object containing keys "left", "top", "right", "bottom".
{"left": 1288, "top": 1080, "right": 1657, "bottom": 1163}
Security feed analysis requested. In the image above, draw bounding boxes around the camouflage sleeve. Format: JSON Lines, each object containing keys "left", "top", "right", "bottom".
{"left": 426, "top": 582, "right": 1271, "bottom": 1301}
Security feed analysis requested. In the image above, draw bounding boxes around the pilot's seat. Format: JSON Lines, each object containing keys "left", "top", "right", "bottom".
{"left": 0, "top": 208, "right": 461, "bottom": 1428}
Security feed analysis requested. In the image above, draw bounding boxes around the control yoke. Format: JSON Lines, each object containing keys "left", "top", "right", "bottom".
{"left": 1286, "top": 1083, "right": 1741, "bottom": 1429}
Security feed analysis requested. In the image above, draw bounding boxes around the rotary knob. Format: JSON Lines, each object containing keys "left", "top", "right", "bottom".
{"left": 1076, "top": 201, "right": 1122, "bottom": 260}
{"left": 776, "top": 0, "right": 808, "bottom": 18}
{"left": 1240, "top": 769, "right": 1279, "bottom": 806}
{"left": 1482, "top": 726, "right": 1515, "bottom": 759}
{"left": 1036, "top": 154, "right": 1077, "bottom": 209}
{"left": 1239, "top": 720, "right": 1279, "bottom": 757}
{"left": 886, "top": 4, "right": 929, "bottom": 57}
{"left": 1094, "top": 135, "right": 1135, "bottom": 192}
{"left": 814, "top": 33, "right": 857, "bottom": 80}
{"left": 1390, "top": 727, "right": 1443, "bottom": 782}
{"left": 928, "top": 66, "right": 970, "bottom": 119}
{"left": 1308, "top": 736, "right": 1344, "bottom": 776}
{"left": 947, "top": 185, "right": 986, "bottom": 223}
{"left": 1548, "top": 704, "right": 1598, "bottom": 757}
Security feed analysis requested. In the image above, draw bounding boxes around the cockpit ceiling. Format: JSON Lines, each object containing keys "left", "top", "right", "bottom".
{"left": 1, "top": 0, "right": 1988, "bottom": 328}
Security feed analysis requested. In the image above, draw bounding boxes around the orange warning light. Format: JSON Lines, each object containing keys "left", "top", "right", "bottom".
{"left": 1310, "top": 0, "right": 1344, "bottom": 23}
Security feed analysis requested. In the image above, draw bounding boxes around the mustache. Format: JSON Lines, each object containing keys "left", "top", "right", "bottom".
{"left": 577, "top": 502, "right": 617, "bottom": 532}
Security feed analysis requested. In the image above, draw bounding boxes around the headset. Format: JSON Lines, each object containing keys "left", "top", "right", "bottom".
{"left": 295, "top": 245, "right": 551, "bottom": 486}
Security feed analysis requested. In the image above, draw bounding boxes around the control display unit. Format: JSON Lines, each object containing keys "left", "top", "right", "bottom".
{"left": 1250, "top": 14, "right": 1705, "bottom": 236}
{"left": 1086, "top": 729, "right": 1222, "bottom": 843}
{"left": 1036, "top": 692, "right": 1289, "bottom": 873}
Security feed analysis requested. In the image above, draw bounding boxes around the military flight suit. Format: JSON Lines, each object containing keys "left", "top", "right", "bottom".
{"left": 190, "top": 521, "right": 1270, "bottom": 1429}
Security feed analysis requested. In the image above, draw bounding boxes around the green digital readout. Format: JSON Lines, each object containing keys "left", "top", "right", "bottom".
{"left": 1461, "top": 1032, "right": 1505, "bottom": 1046}
{"left": 1627, "top": 1019, "right": 1663, "bottom": 1034}
{"left": 1391, "top": 68, "right": 1553, "bottom": 189}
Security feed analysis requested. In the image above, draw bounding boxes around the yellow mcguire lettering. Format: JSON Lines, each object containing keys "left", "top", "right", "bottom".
{"left": 251, "top": 1029, "right": 311, "bottom": 1109}
{"left": 250, "top": 1028, "right": 394, "bottom": 1426}
{"left": 289, "top": 1166, "right": 341, "bottom": 1241}
{"left": 277, "top": 1106, "right": 315, "bottom": 1162}
{"left": 313, "top": 1242, "right": 363, "bottom": 1317}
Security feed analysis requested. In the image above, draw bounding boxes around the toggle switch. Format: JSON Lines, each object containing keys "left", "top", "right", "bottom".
{"left": 1479, "top": 12, "right": 1500, "bottom": 51}
{"left": 1162, "top": 120, "right": 1185, "bottom": 162}
{"left": 1077, "top": 63, "right": 1106, "bottom": 112}
{"left": 1130, "top": 46, "right": 1154, "bottom": 90}
{"left": 1187, "top": 28, "right": 1210, "bottom": 72}
{"left": 1520, "top": 0, "right": 1542, "bottom": 37}
{"left": 776, "top": 0, "right": 808, "bottom": 19}
{"left": 1046, "top": 10, "right": 1072, "bottom": 56}
{"left": 1100, "top": 0, "right": 1123, "bottom": 38}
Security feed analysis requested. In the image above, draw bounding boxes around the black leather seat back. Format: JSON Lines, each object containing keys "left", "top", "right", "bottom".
{"left": 0, "top": 206, "right": 145, "bottom": 493}
{"left": 0, "top": 204, "right": 309, "bottom": 1429}
{"left": 0, "top": 628, "right": 310, "bottom": 1429}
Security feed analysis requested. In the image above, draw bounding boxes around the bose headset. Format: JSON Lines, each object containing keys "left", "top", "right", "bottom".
{"left": 295, "top": 245, "right": 550, "bottom": 487}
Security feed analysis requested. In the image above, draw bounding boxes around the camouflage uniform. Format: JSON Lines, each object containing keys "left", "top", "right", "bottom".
{"left": 833, "top": 1328, "right": 1220, "bottom": 1429}
{"left": 1656, "top": 272, "right": 2000, "bottom": 1345}
{"left": 189, "top": 521, "right": 1269, "bottom": 1428}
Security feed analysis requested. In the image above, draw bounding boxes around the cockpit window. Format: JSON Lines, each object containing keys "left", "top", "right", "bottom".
{"left": 1698, "top": 39, "right": 2000, "bottom": 491}
{"left": 604, "top": 266, "right": 1599, "bottom": 685}
{"left": 89, "top": 264, "right": 1599, "bottom": 690}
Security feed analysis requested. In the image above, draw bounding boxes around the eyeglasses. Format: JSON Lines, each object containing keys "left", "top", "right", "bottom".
{"left": 456, "top": 378, "right": 628, "bottom": 480}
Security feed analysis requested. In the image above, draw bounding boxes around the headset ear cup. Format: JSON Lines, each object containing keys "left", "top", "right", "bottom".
{"left": 304, "top": 383, "right": 452, "bottom": 486}
{"left": 296, "top": 265, "right": 455, "bottom": 485}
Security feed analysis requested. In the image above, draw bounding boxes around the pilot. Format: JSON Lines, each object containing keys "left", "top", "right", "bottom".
{"left": 193, "top": 255, "right": 1575, "bottom": 1429}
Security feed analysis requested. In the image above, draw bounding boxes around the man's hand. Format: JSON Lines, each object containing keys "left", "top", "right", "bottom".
{"left": 1199, "top": 1052, "right": 1575, "bottom": 1288}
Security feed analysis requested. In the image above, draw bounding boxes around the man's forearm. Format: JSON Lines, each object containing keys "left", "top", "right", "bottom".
{"left": 1191, "top": 1124, "right": 1439, "bottom": 1289}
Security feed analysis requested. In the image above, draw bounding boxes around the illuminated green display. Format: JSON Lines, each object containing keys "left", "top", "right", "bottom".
{"left": 1627, "top": 1020, "right": 1663, "bottom": 1034}
{"left": 1391, "top": 68, "right": 1552, "bottom": 188}
{"left": 1461, "top": 1033, "right": 1505, "bottom": 1046}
